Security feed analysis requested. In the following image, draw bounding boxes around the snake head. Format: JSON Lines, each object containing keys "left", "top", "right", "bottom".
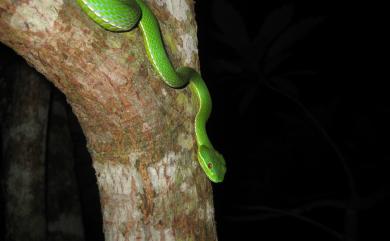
{"left": 198, "top": 145, "right": 227, "bottom": 183}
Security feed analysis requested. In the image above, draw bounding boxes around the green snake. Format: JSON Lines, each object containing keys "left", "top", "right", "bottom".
{"left": 76, "top": 0, "right": 226, "bottom": 182}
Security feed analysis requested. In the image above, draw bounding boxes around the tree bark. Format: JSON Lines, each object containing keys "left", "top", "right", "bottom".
{"left": 47, "top": 90, "right": 85, "bottom": 241}
{"left": 1, "top": 0, "right": 218, "bottom": 240}
{"left": 1, "top": 56, "right": 50, "bottom": 241}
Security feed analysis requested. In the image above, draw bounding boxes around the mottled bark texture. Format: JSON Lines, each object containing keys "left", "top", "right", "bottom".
{"left": 1, "top": 57, "right": 51, "bottom": 241}
{"left": 0, "top": 0, "right": 218, "bottom": 240}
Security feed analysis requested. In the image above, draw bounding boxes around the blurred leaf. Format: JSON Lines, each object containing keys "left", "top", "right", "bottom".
{"left": 212, "top": 0, "right": 250, "bottom": 53}
{"left": 211, "top": 58, "right": 243, "bottom": 74}
{"left": 267, "top": 17, "right": 325, "bottom": 59}
{"left": 282, "top": 70, "right": 318, "bottom": 77}
{"left": 263, "top": 52, "right": 292, "bottom": 75}
{"left": 269, "top": 76, "right": 300, "bottom": 99}
{"left": 238, "top": 83, "right": 261, "bottom": 115}
{"left": 254, "top": 4, "right": 295, "bottom": 58}
{"left": 274, "top": 111, "right": 305, "bottom": 126}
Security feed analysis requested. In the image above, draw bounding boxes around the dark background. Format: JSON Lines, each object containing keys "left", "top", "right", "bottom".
{"left": 1, "top": 0, "right": 387, "bottom": 240}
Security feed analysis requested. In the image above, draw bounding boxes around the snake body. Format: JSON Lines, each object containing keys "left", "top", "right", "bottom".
{"left": 77, "top": 0, "right": 226, "bottom": 182}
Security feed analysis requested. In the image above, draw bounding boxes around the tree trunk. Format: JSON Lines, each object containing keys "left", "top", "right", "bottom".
{"left": 47, "top": 89, "right": 85, "bottom": 241}
{"left": 0, "top": 0, "right": 218, "bottom": 240}
{"left": 1, "top": 56, "right": 51, "bottom": 241}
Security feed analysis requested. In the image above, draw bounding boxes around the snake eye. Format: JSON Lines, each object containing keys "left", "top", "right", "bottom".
{"left": 207, "top": 163, "right": 213, "bottom": 169}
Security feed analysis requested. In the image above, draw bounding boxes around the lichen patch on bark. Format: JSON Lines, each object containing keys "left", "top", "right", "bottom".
{"left": 177, "top": 132, "right": 193, "bottom": 150}
{"left": 162, "top": 228, "right": 175, "bottom": 241}
{"left": 176, "top": 92, "right": 194, "bottom": 115}
{"left": 155, "top": 0, "right": 190, "bottom": 21}
{"left": 204, "top": 201, "right": 215, "bottom": 223}
{"left": 10, "top": 0, "right": 64, "bottom": 32}
{"left": 94, "top": 159, "right": 144, "bottom": 196}
{"left": 147, "top": 151, "right": 179, "bottom": 193}
{"left": 93, "top": 159, "right": 145, "bottom": 239}
{"left": 178, "top": 33, "right": 198, "bottom": 65}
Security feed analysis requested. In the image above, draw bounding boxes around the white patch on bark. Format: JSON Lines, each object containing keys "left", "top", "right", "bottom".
{"left": 94, "top": 161, "right": 144, "bottom": 195}
{"left": 149, "top": 226, "right": 175, "bottom": 241}
{"left": 179, "top": 33, "right": 198, "bottom": 65}
{"left": 178, "top": 132, "right": 193, "bottom": 150}
{"left": 197, "top": 201, "right": 214, "bottom": 221}
{"left": 179, "top": 182, "right": 188, "bottom": 192}
{"left": 148, "top": 167, "right": 159, "bottom": 188}
{"left": 147, "top": 151, "right": 178, "bottom": 193}
{"left": 161, "top": 88, "right": 168, "bottom": 97}
{"left": 163, "top": 228, "right": 175, "bottom": 241}
{"left": 155, "top": 0, "right": 189, "bottom": 21}
{"left": 142, "top": 122, "right": 152, "bottom": 132}
{"left": 149, "top": 227, "right": 160, "bottom": 240}
{"left": 94, "top": 158, "right": 147, "bottom": 240}
{"left": 128, "top": 152, "right": 143, "bottom": 161}
{"left": 205, "top": 201, "right": 215, "bottom": 222}
{"left": 179, "top": 183, "right": 198, "bottom": 215}
{"left": 10, "top": 0, "right": 64, "bottom": 32}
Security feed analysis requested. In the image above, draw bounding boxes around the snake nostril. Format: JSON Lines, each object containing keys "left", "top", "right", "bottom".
{"left": 207, "top": 163, "right": 213, "bottom": 169}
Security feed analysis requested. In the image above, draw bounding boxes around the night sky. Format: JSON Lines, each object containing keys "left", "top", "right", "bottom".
{"left": 1, "top": 0, "right": 387, "bottom": 240}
